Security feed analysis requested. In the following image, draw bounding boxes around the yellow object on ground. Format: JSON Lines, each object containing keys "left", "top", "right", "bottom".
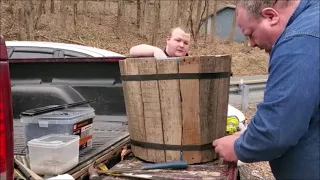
{"left": 226, "top": 116, "right": 240, "bottom": 135}
{"left": 97, "top": 163, "right": 108, "bottom": 171}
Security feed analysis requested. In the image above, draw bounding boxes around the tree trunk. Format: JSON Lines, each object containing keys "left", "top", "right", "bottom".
{"left": 82, "top": 0, "right": 86, "bottom": 13}
{"left": 204, "top": 0, "right": 209, "bottom": 44}
{"left": 195, "top": 0, "right": 202, "bottom": 28}
{"left": 60, "top": 0, "right": 68, "bottom": 37}
{"left": 117, "top": 0, "right": 125, "bottom": 34}
{"left": 50, "top": 0, "right": 54, "bottom": 13}
{"left": 176, "top": 0, "right": 181, "bottom": 26}
{"left": 74, "top": 0, "right": 80, "bottom": 33}
{"left": 8, "top": 0, "right": 14, "bottom": 15}
{"left": 82, "top": 0, "right": 87, "bottom": 26}
{"left": 151, "top": 0, "right": 160, "bottom": 46}
{"left": 23, "top": 0, "right": 34, "bottom": 40}
{"left": 211, "top": 0, "right": 217, "bottom": 46}
{"left": 170, "top": 0, "right": 176, "bottom": 27}
{"left": 139, "top": 0, "right": 148, "bottom": 38}
{"left": 34, "top": 0, "right": 46, "bottom": 30}
{"left": 103, "top": 0, "right": 106, "bottom": 15}
{"left": 18, "top": 8, "right": 27, "bottom": 40}
{"left": 137, "top": 0, "right": 141, "bottom": 28}
{"left": 193, "top": 0, "right": 202, "bottom": 47}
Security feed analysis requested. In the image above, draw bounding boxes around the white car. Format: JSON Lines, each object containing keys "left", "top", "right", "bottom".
{"left": 6, "top": 41, "right": 246, "bottom": 131}
{"left": 6, "top": 41, "right": 124, "bottom": 58}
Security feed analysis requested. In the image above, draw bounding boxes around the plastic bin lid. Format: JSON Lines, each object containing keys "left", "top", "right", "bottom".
{"left": 27, "top": 134, "right": 80, "bottom": 148}
{"left": 21, "top": 107, "right": 95, "bottom": 124}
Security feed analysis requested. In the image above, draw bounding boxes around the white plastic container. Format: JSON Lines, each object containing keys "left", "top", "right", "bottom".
{"left": 27, "top": 134, "right": 80, "bottom": 175}
{"left": 21, "top": 107, "right": 95, "bottom": 153}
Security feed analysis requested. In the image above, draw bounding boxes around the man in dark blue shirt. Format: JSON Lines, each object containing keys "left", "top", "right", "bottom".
{"left": 213, "top": 0, "right": 319, "bottom": 179}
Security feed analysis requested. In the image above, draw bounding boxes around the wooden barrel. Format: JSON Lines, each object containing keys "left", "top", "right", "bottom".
{"left": 119, "top": 55, "right": 231, "bottom": 164}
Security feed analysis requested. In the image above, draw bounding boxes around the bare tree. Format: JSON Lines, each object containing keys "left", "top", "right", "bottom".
{"left": 137, "top": 0, "right": 141, "bottom": 28}
{"left": 60, "top": 0, "right": 68, "bottom": 37}
{"left": 170, "top": 0, "right": 176, "bottom": 27}
{"left": 8, "top": 0, "right": 14, "bottom": 15}
{"left": 22, "top": 0, "right": 34, "bottom": 40}
{"left": 117, "top": 0, "right": 126, "bottom": 34}
{"left": 73, "top": 0, "right": 81, "bottom": 33}
{"left": 34, "top": 0, "right": 46, "bottom": 29}
{"left": 188, "top": 0, "right": 207, "bottom": 48}
{"left": 175, "top": 0, "right": 181, "bottom": 26}
{"left": 204, "top": 0, "right": 209, "bottom": 44}
{"left": 82, "top": 0, "right": 87, "bottom": 14}
{"left": 50, "top": 0, "right": 55, "bottom": 13}
{"left": 195, "top": 0, "right": 202, "bottom": 29}
{"left": 139, "top": 0, "right": 148, "bottom": 38}
{"left": 82, "top": 0, "right": 87, "bottom": 26}
{"left": 18, "top": 8, "right": 27, "bottom": 40}
{"left": 211, "top": 0, "right": 218, "bottom": 45}
{"left": 151, "top": 0, "right": 160, "bottom": 46}
{"left": 19, "top": 0, "right": 46, "bottom": 40}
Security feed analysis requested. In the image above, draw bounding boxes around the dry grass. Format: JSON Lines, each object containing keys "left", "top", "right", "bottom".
{"left": 0, "top": 0, "right": 269, "bottom": 76}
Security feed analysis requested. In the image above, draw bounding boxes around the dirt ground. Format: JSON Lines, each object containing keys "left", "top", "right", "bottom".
{"left": 0, "top": 0, "right": 269, "bottom": 76}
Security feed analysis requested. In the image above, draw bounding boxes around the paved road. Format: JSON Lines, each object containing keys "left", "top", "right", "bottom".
{"left": 229, "top": 90, "right": 264, "bottom": 106}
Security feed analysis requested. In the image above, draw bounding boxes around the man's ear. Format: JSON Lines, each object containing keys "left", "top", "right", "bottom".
{"left": 261, "top": 8, "right": 279, "bottom": 26}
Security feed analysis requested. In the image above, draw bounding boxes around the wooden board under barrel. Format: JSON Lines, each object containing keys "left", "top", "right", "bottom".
{"left": 104, "top": 155, "right": 238, "bottom": 180}
{"left": 119, "top": 55, "right": 231, "bottom": 164}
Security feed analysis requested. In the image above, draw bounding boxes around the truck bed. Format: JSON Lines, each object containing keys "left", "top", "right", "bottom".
{"left": 14, "top": 115, "right": 129, "bottom": 166}
{"left": 14, "top": 115, "right": 237, "bottom": 180}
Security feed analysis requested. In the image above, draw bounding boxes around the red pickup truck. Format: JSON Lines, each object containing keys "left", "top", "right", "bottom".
{"left": 0, "top": 35, "right": 14, "bottom": 180}
{"left": 0, "top": 34, "right": 239, "bottom": 180}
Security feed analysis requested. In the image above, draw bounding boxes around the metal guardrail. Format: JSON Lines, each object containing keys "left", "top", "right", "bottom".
{"left": 229, "top": 78, "right": 267, "bottom": 94}
{"left": 229, "top": 77, "right": 267, "bottom": 111}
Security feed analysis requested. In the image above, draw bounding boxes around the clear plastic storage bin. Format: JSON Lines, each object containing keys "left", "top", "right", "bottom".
{"left": 27, "top": 134, "right": 80, "bottom": 175}
{"left": 21, "top": 107, "right": 95, "bottom": 154}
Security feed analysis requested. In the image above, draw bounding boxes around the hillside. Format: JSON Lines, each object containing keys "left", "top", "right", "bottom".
{"left": 0, "top": 0, "right": 269, "bottom": 76}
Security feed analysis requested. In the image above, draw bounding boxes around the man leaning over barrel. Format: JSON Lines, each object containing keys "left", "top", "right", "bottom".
{"left": 129, "top": 27, "right": 191, "bottom": 58}
{"left": 212, "top": 0, "right": 319, "bottom": 179}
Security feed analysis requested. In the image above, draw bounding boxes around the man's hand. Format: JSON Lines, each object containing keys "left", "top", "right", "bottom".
{"left": 153, "top": 48, "right": 167, "bottom": 59}
{"left": 212, "top": 135, "right": 239, "bottom": 162}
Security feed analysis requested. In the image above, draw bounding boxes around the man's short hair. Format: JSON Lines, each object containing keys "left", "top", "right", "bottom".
{"left": 238, "top": 0, "right": 292, "bottom": 18}
{"left": 168, "top": 27, "right": 190, "bottom": 37}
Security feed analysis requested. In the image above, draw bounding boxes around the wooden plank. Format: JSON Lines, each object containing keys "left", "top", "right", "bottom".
{"left": 157, "top": 59, "right": 182, "bottom": 161}
{"left": 199, "top": 56, "right": 217, "bottom": 162}
{"left": 119, "top": 59, "right": 147, "bottom": 158}
{"left": 179, "top": 57, "right": 202, "bottom": 164}
{"left": 106, "top": 156, "right": 237, "bottom": 180}
{"left": 215, "top": 55, "right": 231, "bottom": 139}
{"left": 138, "top": 59, "right": 165, "bottom": 162}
